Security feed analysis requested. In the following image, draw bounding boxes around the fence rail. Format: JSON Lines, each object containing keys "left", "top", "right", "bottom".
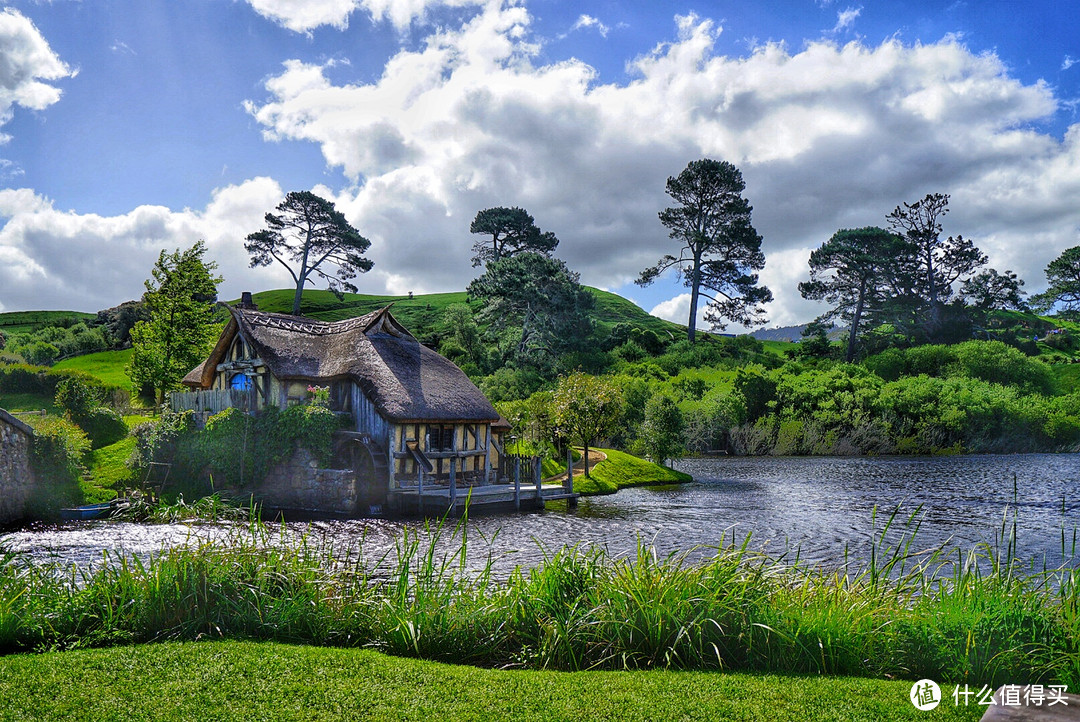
{"left": 169, "top": 388, "right": 256, "bottom": 414}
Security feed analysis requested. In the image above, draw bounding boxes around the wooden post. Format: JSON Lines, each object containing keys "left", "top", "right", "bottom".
{"left": 483, "top": 426, "right": 492, "bottom": 486}
{"left": 513, "top": 456, "right": 521, "bottom": 511}
{"left": 449, "top": 457, "right": 457, "bottom": 514}
{"left": 566, "top": 446, "right": 577, "bottom": 508}
{"left": 534, "top": 456, "right": 543, "bottom": 510}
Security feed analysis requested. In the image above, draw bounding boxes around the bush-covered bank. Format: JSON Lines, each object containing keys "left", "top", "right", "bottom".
{"left": 0, "top": 641, "right": 980, "bottom": 722}
{"left": 0, "top": 519, "right": 1075, "bottom": 690}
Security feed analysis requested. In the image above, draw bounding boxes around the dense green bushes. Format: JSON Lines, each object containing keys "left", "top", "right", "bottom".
{"left": 130, "top": 404, "right": 347, "bottom": 493}
{"left": 22, "top": 415, "right": 88, "bottom": 514}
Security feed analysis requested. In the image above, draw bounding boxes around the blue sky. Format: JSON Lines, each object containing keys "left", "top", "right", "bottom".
{"left": 1, "top": 0, "right": 1078, "bottom": 332}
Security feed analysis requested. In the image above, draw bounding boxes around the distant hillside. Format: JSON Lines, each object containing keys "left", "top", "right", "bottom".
{"left": 0, "top": 310, "right": 96, "bottom": 335}
{"left": 235, "top": 287, "right": 689, "bottom": 342}
{"left": 751, "top": 324, "right": 846, "bottom": 343}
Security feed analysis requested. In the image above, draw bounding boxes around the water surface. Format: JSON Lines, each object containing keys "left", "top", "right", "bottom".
{"left": 4, "top": 454, "right": 1079, "bottom": 576}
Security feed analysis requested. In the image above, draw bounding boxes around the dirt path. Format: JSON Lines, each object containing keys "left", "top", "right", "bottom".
{"left": 541, "top": 447, "right": 606, "bottom": 483}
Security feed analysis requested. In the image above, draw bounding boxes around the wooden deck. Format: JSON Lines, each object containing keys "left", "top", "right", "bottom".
{"left": 390, "top": 482, "right": 577, "bottom": 515}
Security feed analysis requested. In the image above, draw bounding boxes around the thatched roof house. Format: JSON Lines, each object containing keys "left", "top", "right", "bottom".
{"left": 182, "top": 304, "right": 498, "bottom": 423}
{"left": 175, "top": 298, "right": 509, "bottom": 515}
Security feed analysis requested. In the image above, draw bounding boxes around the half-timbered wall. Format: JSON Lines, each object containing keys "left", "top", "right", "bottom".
{"left": 390, "top": 421, "right": 502, "bottom": 486}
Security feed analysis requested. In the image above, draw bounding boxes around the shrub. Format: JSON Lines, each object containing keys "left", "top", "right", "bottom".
{"left": 23, "top": 415, "right": 88, "bottom": 514}
{"left": 80, "top": 407, "right": 129, "bottom": 449}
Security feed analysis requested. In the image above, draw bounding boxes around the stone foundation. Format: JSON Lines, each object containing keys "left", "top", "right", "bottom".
{"left": 0, "top": 410, "right": 36, "bottom": 525}
{"left": 256, "top": 448, "right": 359, "bottom": 515}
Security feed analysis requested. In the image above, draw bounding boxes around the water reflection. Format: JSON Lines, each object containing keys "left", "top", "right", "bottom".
{"left": 3, "top": 453, "right": 1080, "bottom": 575}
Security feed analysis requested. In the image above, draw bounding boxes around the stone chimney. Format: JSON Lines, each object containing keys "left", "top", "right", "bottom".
{"left": 240, "top": 291, "right": 257, "bottom": 310}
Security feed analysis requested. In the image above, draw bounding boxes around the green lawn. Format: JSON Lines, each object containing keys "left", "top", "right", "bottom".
{"left": 84, "top": 434, "right": 138, "bottom": 503}
{"left": 53, "top": 348, "right": 134, "bottom": 390}
{"left": 574, "top": 447, "right": 692, "bottom": 495}
{"left": 0, "top": 641, "right": 980, "bottom": 722}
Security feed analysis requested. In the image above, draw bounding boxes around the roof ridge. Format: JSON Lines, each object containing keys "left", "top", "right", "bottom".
{"left": 234, "top": 306, "right": 383, "bottom": 337}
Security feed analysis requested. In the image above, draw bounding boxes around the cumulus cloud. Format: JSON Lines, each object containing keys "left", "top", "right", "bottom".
{"left": 245, "top": 0, "right": 484, "bottom": 33}
{"left": 0, "top": 178, "right": 286, "bottom": 312}
{"left": 1064, "top": 55, "right": 1077, "bottom": 72}
{"left": 239, "top": 2, "right": 1080, "bottom": 329}
{"left": 0, "top": 8, "right": 74, "bottom": 143}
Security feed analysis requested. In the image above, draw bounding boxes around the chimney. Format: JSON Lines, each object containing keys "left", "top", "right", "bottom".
{"left": 240, "top": 291, "right": 257, "bottom": 310}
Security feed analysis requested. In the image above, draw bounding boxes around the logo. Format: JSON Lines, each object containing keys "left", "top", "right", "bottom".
{"left": 911, "top": 679, "right": 941, "bottom": 711}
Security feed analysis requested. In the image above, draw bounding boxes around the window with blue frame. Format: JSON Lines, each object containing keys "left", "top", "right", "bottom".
{"left": 230, "top": 373, "right": 252, "bottom": 391}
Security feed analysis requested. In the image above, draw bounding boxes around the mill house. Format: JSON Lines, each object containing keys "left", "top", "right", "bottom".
{"left": 172, "top": 294, "right": 575, "bottom": 515}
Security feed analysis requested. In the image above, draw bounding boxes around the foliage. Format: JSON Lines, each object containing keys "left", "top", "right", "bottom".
{"left": 94, "top": 299, "right": 149, "bottom": 347}
{"left": 551, "top": 373, "right": 623, "bottom": 477}
{"left": 640, "top": 395, "right": 685, "bottom": 466}
{"left": 127, "top": 241, "right": 223, "bottom": 405}
{"left": 799, "top": 227, "right": 910, "bottom": 361}
{"left": 245, "top": 191, "right": 373, "bottom": 315}
{"left": 180, "top": 404, "right": 345, "bottom": 490}
{"left": 962, "top": 268, "right": 1027, "bottom": 311}
{"left": 638, "top": 158, "right": 772, "bottom": 341}
{"left": 1033, "top": 245, "right": 1080, "bottom": 313}
{"left": 22, "top": 415, "right": 88, "bottom": 514}
{"left": 438, "top": 303, "right": 488, "bottom": 372}
{"left": 54, "top": 376, "right": 101, "bottom": 420}
{"left": 478, "top": 366, "right": 546, "bottom": 404}
{"left": 884, "top": 193, "right": 988, "bottom": 343}
{"left": 468, "top": 252, "right": 594, "bottom": 367}
{"left": 469, "top": 206, "right": 559, "bottom": 267}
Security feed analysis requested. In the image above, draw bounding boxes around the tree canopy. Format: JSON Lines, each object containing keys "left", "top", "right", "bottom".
{"left": 799, "top": 227, "right": 911, "bottom": 362}
{"left": 127, "top": 241, "right": 222, "bottom": 405}
{"left": 469, "top": 206, "right": 559, "bottom": 267}
{"left": 638, "top": 159, "right": 772, "bottom": 342}
{"left": 885, "top": 193, "right": 987, "bottom": 342}
{"left": 1032, "top": 246, "right": 1080, "bottom": 314}
{"left": 467, "top": 252, "right": 593, "bottom": 367}
{"left": 245, "top": 191, "right": 373, "bottom": 316}
{"left": 552, "top": 372, "right": 623, "bottom": 478}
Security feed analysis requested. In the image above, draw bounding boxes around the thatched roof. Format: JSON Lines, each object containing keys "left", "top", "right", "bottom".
{"left": 183, "top": 306, "right": 499, "bottom": 424}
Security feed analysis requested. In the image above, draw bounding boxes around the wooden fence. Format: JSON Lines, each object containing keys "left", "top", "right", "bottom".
{"left": 169, "top": 388, "right": 256, "bottom": 415}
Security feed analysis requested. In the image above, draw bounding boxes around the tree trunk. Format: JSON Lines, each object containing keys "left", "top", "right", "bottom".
{"left": 847, "top": 278, "right": 867, "bottom": 363}
{"left": 687, "top": 252, "right": 702, "bottom": 343}
{"left": 292, "top": 231, "right": 313, "bottom": 316}
{"left": 583, "top": 443, "right": 590, "bottom": 479}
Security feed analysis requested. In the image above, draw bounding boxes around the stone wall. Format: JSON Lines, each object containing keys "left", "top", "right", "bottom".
{"left": 256, "top": 448, "right": 359, "bottom": 516}
{"left": 0, "top": 409, "right": 36, "bottom": 525}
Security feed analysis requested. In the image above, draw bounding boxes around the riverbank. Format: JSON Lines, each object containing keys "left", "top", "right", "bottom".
{"left": 0, "top": 640, "right": 979, "bottom": 721}
{"left": 0, "top": 516, "right": 1074, "bottom": 690}
{"left": 573, "top": 447, "right": 692, "bottom": 495}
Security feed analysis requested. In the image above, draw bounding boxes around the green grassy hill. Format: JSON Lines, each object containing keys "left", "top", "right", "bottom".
{"left": 0, "top": 310, "right": 95, "bottom": 335}
{"left": 237, "top": 287, "right": 689, "bottom": 341}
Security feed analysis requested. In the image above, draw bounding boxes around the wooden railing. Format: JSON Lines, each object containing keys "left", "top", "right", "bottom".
{"left": 169, "top": 388, "right": 256, "bottom": 414}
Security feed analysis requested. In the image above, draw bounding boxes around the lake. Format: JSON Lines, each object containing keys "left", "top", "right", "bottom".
{"left": 4, "top": 454, "right": 1080, "bottom": 576}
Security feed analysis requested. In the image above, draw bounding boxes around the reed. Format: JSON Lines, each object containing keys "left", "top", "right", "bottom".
{"left": 1, "top": 509, "right": 1079, "bottom": 688}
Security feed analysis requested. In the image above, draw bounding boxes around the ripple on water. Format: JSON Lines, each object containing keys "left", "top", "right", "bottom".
{"left": 3, "top": 453, "right": 1080, "bottom": 573}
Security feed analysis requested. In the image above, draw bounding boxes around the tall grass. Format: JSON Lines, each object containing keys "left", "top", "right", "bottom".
{"left": 1, "top": 512, "right": 1079, "bottom": 688}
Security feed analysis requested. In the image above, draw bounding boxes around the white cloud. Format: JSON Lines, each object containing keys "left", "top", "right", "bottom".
{"left": 650, "top": 293, "right": 706, "bottom": 328}
{"left": 0, "top": 8, "right": 74, "bottom": 143}
{"left": 831, "top": 6, "right": 861, "bottom": 34}
{"left": 245, "top": 0, "right": 485, "bottom": 33}
{"left": 1064, "top": 55, "right": 1077, "bottom": 72}
{"left": 0, "top": 178, "right": 286, "bottom": 311}
{"left": 568, "top": 14, "right": 609, "bottom": 38}
{"left": 237, "top": 2, "right": 1080, "bottom": 329}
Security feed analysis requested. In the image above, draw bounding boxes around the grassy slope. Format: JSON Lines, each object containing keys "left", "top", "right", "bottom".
{"left": 0, "top": 641, "right": 979, "bottom": 722}
{"left": 0, "top": 310, "right": 95, "bottom": 335}
{"left": 53, "top": 348, "right": 134, "bottom": 390}
{"left": 0, "top": 391, "right": 57, "bottom": 414}
{"left": 242, "top": 286, "right": 689, "bottom": 340}
{"left": 575, "top": 447, "right": 692, "bottom": 495}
